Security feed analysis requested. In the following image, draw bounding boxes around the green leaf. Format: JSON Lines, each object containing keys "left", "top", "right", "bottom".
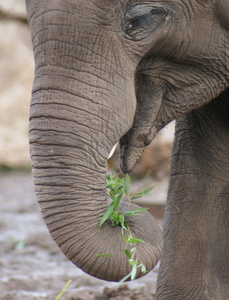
{"left": 106, "top": 174, "right": 112, "bottom": 181}
{"left": 128, "top": 237, "right": 145, "bottom": 244}
{"left": 120, "top": 214, "right": 125, "bottom": 228}
{"left": 95, "top": 253, "right": 113, "bottom": 257}
{"left": 106, "top": 181, "right": 121, "bottom": 190}
{"left": 107, "top": 176, "right": 123, "bottom": 185}
{"left": 124, "top": 249, "right": 131, "bottom": 259}
{"left": 140, "top": 264, "right": 147, "bottom": 274}
{"left": 122, "top": 232, "right": 128, "bottom": 242}
{"left": 115, "top": 191, "right": 123, "bottom": 204}
{"left": 113, "top": 189, "right": 124, "bottom": 198}
{"left": 131, "top": 264, "right": 137, "bottom": 281}
{"left": 15, "top": 240, "right": 26, "bottom": 250}
{"left": 144, "top": 169, "right": 152, "bottom": 182}
{"left": 55, "top": 280, "right": 72, "bottom": 300}
{"left": 131, "top": 185, "right": 154, "bottom": 200}
{"left": 124, "top": 207, "right": 148, "bottom": 217}
{"left": 99, "top": 205, "right": 114, "bottom": 229}
{"left": 112, "top": 173, "right": 120, "bottom": 181}
{"left": 129, "top": 259, "right": 137, "bottom": 266}
{"left": 109, "top": 190, "right": 116, "bottom": 200}
{"left": 103, "top": 173, "right": 150, "bottom": 282}
{"left": 119, "top": 272, "right": 131, "bottom": 283}
{"left": 123, "top": 174, "right": 130, "bottom": 196}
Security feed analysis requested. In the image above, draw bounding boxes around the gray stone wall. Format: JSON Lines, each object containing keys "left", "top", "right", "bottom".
{"left": 0, "top": 0, "right": 33, "bottom": 167}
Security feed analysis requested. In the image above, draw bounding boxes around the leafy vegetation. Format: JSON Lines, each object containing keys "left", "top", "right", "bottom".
{"left": 55, "top": 280, "right": 72, "bottom": 300}
{"left": 98, "top": 173, "right": 154, "bottom": 282}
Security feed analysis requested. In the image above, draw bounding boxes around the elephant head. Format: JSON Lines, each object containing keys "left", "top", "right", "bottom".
{"left": 26, "top": 0, "right": 229, "bottom": 282}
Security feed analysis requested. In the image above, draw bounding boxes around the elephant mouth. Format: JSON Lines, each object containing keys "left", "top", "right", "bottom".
{"left": 119, "top": 125, "right": 158, "bottom": 173}
{"left": 119, "top": 70, "right": 164, "bottom": 173}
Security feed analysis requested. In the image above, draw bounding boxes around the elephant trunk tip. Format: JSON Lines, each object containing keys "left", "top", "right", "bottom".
{"left": 58, "top": 202, "right": 163, "bottom": 282}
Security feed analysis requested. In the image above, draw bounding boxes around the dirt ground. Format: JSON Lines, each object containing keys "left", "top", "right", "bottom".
{"left": 0, "top": 172, "right": 166, "bottom": 300}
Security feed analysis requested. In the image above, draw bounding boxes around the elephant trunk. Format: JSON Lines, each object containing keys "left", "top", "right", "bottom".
{"left": 27, "top": 2, "right": 163, "bottom": 281}
{"left": 29, "top": 84, "right": 162, "bottom": 281}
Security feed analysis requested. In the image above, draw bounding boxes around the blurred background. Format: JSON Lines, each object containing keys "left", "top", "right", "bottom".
{"left": 0, "top": 0, "right": 32, "bottom": 169}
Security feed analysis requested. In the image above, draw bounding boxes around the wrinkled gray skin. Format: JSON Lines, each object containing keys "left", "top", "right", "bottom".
{"left": 26, "top": 0, "right": 229, "bottom": 299}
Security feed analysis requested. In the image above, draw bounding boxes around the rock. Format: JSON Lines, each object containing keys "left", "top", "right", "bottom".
{"left": 0, "top": 0, "right": 27, "bottom": 20}
{"left": 0, "top": 19, "right": 33, "bottom": 167}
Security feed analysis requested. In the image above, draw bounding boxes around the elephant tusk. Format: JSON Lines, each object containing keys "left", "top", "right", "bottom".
{"left": 107, "top": 143, "right": 117, "bottom": 159}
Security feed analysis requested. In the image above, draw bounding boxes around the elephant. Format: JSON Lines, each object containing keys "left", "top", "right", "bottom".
{"left": 26, "top": 0, "right": 229, "bottom": 299}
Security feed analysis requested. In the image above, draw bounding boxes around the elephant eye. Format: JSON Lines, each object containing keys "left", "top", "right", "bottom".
{"left": 126, "top": 16, "right": 148, "bottom": 33}
{"left": 124, "top": 5, "right": 168, "bottom": 40}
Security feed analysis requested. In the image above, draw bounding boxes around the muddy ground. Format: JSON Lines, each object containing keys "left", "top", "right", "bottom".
{"left": 0, "top": 172, "right": 167, "bottom": 300}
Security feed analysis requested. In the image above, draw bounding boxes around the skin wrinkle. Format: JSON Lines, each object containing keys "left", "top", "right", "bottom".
{"left": 170, "top": 169, "right": 229, "bottom": 184}
{"left": 32, "top": 168, "right": 104, "bottom": 179}
{"left": 63, "top": 228, "right": 129, "bottom": 279}
{"left": 48, "top": 216, "right": 101, "bottom": 238}
{"left": 40, "top": 193, "right": 106, "bottom": 207}
{"left": 30, "top": 139, "right": 108, "bottom": 166}
{"left": 31, "top": 17, "right": 77, "bottom": 39}
{"left": 31, "top": 24, "right": 75, "bottom": 44}
{"left": 29, "top": 124, "right": 102, "bottom": 140}
{"left": 38, "top": 190, "right": 103, "bottom": 202}
{"left": 30, "top": 101, "right": 118, "bottom": 130}
{"left": 38, "top": 191, "right": 105, "bottom": 202}
{"left": 31, "top": 164, "right": 105, "bottom": 183}
{"left": 30, "top": 144, "right": 106, "bottom": 163}
{"left": 33, "top": 164, "right": 106, "bottom": 181}
{"left": 80, "top": 236, "right": 117, "bottom": 272}
{"left": 31, "top": 10, "right": 72, "bottom": 26}
{"left": 30, "top": 118, "right": 102, "bottom": 142}
{"left": 159, "top": 223, "right": 206, "bottom": 298}
{"left": 33, "top": 162, "right": 105, "bottom": 177}
{"left": 30, "top": 103, "right": 119, "bottom": 142}
{"left": 74, "top": 29, "right": 124, "bottom": 78}
{"left": 35, "top": 39, "right": 100, "bottom": 66}
{"left": 44, "top": 209, "right": 103, "bottom": 223}
{"left": 35, "top": 193, "right": 93, "bottom": 203}
{"left": 62, "top": 234, "right": 99, "bottom": 259}
{"left": 33, "top": 23, "right": 131, "bottom": 95}
{"left": 179, "top": 0, "right": 194, "bottom": 19}
{"left": 156, "top": 80, "right": 227, "bottom": 132}
{"left": 32, "top": 79, "right": 124, "bottom": 106}
{"left": 33, "top": 65, "right": 127, "bottom": 95}
{"left": 34, "top": 4, "right": 107, "bottom": 27}
{"left": 37, "top": 184, "right": 106, "bottom": 196}
{"left": 34, "top": 187, "right": 99, "bottom": 198}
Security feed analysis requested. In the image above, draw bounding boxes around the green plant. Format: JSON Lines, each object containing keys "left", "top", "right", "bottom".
{"left": 98, "top": 173, "right": 154, "bottom": 282}
{"left": 15, "top": 240, "right": 26, "bottom": 250}
{"left": 55, "top": 280, "right": 72, "bottom": 300}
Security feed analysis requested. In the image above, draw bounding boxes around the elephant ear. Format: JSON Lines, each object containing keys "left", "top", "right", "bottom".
{"left": 217, "top": 0, "right": 229, "bottom": 30}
